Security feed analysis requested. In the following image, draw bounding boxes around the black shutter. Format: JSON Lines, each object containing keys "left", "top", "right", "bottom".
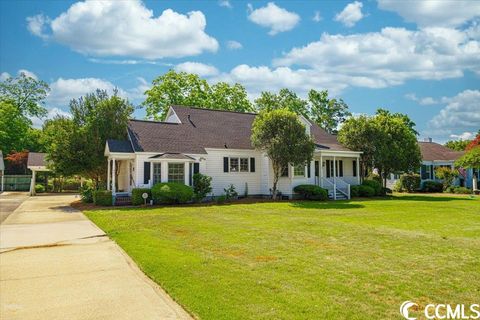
{"left": 189, "top": 163, "right": 193, "bottom": 186}
{"left": 340, "top": 160, "right": 343, "bottom": 177}
{"left": 250, "top": 158, "right": 255, "bottom": 172}
{"left": 223, "top": 157, "right": 229, "bottom": 172}
{"left": 430, "top": 165, "right": 434, "bottom": 179}
{"left": 353, "top": 160, "right": 357, "bottom": 177}
{"left": 193, "top": 163, "right": 200, "bottom": 174}
{"left": 144, "top": 162, "right": 150, "bottom": 184}
{"left": 326, "top": 160, "right": 330, "bottom": 178}
{"left": 315, "top": 161, "right": 319, "bottom": 177}
{"left": 307, "top": 162, "right": 311, "bottom": 178}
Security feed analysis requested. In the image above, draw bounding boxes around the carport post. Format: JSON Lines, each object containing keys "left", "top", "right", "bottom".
{"left": 1, "top": 170, "right": 4, "bottom": 192}
{"left": 30, "top": 170, "right": 37, "bottom": 196}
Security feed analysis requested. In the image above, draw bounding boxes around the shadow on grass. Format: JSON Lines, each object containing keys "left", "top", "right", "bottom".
{"left": 289, "top": 201, "right": 364, "bottom": 210}
{"left": 393, "top": 195, "right": 476, "bottom": 202}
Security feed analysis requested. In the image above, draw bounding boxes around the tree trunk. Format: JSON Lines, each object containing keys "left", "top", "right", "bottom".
{"left": 271, "top": 161, "right": 281, "bottom": 201}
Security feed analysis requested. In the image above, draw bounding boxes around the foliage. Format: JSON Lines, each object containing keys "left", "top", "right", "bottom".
{"left": 35, "top": 184, "right": 45, "bottom": 193}
{"left": 132, "top": 188, "right": 152, "bottom": 205}
{"left": 93, "top": 190, "right": 112, "bottom": 206}
{"left": 143, "top": 70, "right": 253, "bottom": 120}
{"left": 383, "top": 187, "right": 392, "bottom": 195}
{"left": 293, "top": 184, "right": 328, "bottom": 200}
{"left": 251, "top": 109, "right": 315, "bottom": 199}
{"left": 393, "top": 180, "right": 403, "bottom": 192}
{"left": 434, "top": 167, "right": 458, "bottom": 191}
{"left": 362, "top": 179, "right": 383, "bottom": 196}
{"left": 151, "top": 182, "right": 194, "bottom": 204}
{"left": 255, "top": 88, "right": 309, "bottom": 118}
{"left": 366, "top": 173, "right": 382, "bottom": 184}
{"left": 0, "top": 100, "right": 32, "bottom": 153}
{"left": 399, "top": 173, "right": 421, "bottom": 192}
{"left": 358, "top": 185, "right": 375, "bottom": 197}
{"left": 193, "top": 173, "right": 212, "bottom": 201}
{"left": 453, "top": 186, "right": 472, "bottom": 194}
{"left": 445, "top": 140, "right": 471, "bottom": 151}
{"left": 224, "top": 184, "right": 238, "bottom": 200}
{"left": 421, "top": 180, "right": 443, "bottom": 193}
{"left": 350, "top": 185, "right": 360, "bottom": 197}
{"left": 216, "top": 195, "right": 227, "bottom": 204}
{"left": 455, "top": 147, "right": 480, "bottom": 169}
{"left": 0, "top": 72, "right": 49, "bottom": 118}
{"left": 80, "top": 185, "right": 94, "bottom": 203}
{"left": 308, "top": 89, "right": 351, "bottom": 134}
{"left": 465, "top": 133, "right": 480, "bottom": 151}
{"left": 4, "top": 151, "right": 29, "bottom": 174}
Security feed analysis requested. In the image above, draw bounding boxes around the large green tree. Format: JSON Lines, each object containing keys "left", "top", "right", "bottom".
{"left": 255, "top": 88, "right": 309, "bottom": 118}
{"left": 445, "top": 140, "right": 471, "bottom": 151}
{"left": 143, "top": 70, "right": 253, "bottom": 120}
{"left": 0, "top": 100, "right": 31, "bottom": 153}
{"left": 308, "top": 89, "right": 351, "bottom": 134}
{"left": 456, "top": 147, "right": 480, "bottom": 169}
{"left": 251, "top": 109, "right": 315, "bottom": 199}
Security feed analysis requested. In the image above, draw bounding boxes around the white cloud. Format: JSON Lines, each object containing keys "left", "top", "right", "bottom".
{"left": 0, "top": 69, "right": 38, "bottom": 81}
{"left": 274, "top": 27, "right": 480, "bottom": 88}
{"left": 449, "top": 132, "right": 476, "bottom": 141}
{"left": 405, "top": 93, "right": 438, "bottom": 106}
{"left": 46, "top": 77, "right": 126, "bottom": 107}
{"left": 0, "top": 72, "right": 11, "bottom": 81}
{"left": 378, "top": 0, "right": 480, "bottom": 27}
{"left": 126, "top": 77, "right": 151, "bottom": 101}
{"left": 30, "top": 107, "right": 71, "bottom": 128}
{"left": 175, "top": 62, "right": 219, "bottom": 77}
{"left": 426, "top": 90, "right": 480, "bottom": 141}
{"left": 226, "top": 40, "right": 243, "bottom": 50}
{"left": 313, "top": 11, "right": 322, "bottom": 23}
{"left": 26, "top": 0, "right": 218, "bottom": 59}
{"left": 219, "top": 0, "right": 232, "bottom": 9}
{"left": 248, "top": 2, "right": 300, "bottom": 35}
{"left": 335, "top": 1, "right": 364, "bottom": 27}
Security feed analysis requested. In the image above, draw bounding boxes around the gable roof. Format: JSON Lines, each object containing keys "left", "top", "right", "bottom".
{"left": 27, "top": 152, "right": 47, "bottom": 168}
{"left": 106, "top": 139, "right": 134, "bottom": 153}
{"left": 418, "top": 141, "right": 464, "bottom": 161}
{"left": 127, "top": 105, "right": 352, "bottom": 154}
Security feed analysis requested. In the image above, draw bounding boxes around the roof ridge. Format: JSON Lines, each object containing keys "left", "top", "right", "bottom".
{"left": 171, "top": 105, "right": 258, "bottom": 116}
{"left": 129, "top": 119, "right": 179, "bottom": 125}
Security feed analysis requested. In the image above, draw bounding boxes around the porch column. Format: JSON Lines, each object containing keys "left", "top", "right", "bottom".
{"left": 320, "top": 154, "right": 323, "bottom": 187}
{"left": 107, "top": 158, "right": 111, "bottom": 191}
{"left": 357, "top": 156, "right": 360, "bottom": 184}
{"left": 127, "top": 160, "right": 131, "bottom": 192}
{"left": 112, "top": 158, "right": 116, "bottom": 195}
{"left": 30, "top": 170, "right": 36, "bottom": 196}
{"left": 333, "top": 156, "right": 336, "bottom": 200}
{"left": 184, "top": 162, "right": 189, "bottom": 185}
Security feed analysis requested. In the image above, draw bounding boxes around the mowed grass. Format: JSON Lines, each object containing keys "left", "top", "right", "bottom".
{"left": 84, "top": 194, "right": 480, "bottom": 320}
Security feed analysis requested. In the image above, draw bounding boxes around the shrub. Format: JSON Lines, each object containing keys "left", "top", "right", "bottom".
{"left": 224, "top": 184, "right": 238, "bottom": 200}
{"left": 434, "top": 167, "right": 458, "bottom": 191}
{"left": 151, "top": 183, "right": 193, "bottom": 204}
{"left": 80, "top": 185, "right": 94, "bottom": 203}
{"left": 421, "top": 180, "right": 443, "bottom": 193}
{"left": 445, "top": 186, "right": 455, "bottom": 193}
{"left": 399, "top": 173, "right": 421, "bottom": 192}
{"left": 366, "top": 173, "right": 382, "bottom": 185}
{"left": 193, "top": 173, "right": 212, "bottom": 202}
{"left": 216, "top": 195, "right": 227, "bottom": 204}
{"left": 358, "top": 185, "right": 375, "bottom": 197}
{"left": 93, "top": 190, "right": 112, "bottom": 206}
{"left": 453, "top": 186, "right": 472, "bottom": 194}
{"left": 393, "top": 180, "right": 404, "bottom": 192}
{"left": 350, "top": 185, "right": 360, "bottom": 197}
{"left": 132, "top": 188, "right": 152, "bottom": 205}
{"left": 293, "top": 184, "right": 328, "bottom": 201}
{"left": 383, "top": 187, "right": 392, "bottom": 195}
{"left": 35, "top": 184, "right": 45, "bottom": 193}
{"left": 362, "top": 179, "right": 382, "bottom": 196}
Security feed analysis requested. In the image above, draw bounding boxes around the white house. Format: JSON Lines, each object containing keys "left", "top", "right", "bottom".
{"left": 104, "top": 106, "right": 362, "bottom": 201}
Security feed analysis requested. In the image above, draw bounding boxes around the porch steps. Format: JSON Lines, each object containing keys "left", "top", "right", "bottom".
{"left": 114, "top": 195, "right": 132, "bottom": 206}
{"left": 328, "top": 190, "right": 348, "bottom": 200}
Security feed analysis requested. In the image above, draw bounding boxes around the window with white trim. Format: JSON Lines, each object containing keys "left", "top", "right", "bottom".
{"left": 229, "top": 158, "right": 239, "bottom": 172}
{"left": 168, "top": 163, "right": 184, "bottom": 184}
{"left": 153, "top": 163, "right": 161, "bottom": 185}
{"left": 240, "top": 158, "right": 249, "bottom": 172}
{"left": 229, "top": 157, "right": 249, "bottom": 173}
{"left": 294, "top": 164, "right": 305, "bottom": 177}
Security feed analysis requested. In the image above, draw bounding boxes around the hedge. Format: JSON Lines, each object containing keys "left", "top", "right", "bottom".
{"left": 362, "top": 179, "right": 383, "bottom": 196}
{"left": 93, "top": 190, "right": 112, "bottom": 206}
{"left": 132, "top": 188, "right": 152, "bottom": 205}
{"left": 350, "top": 185, "right": 360, "bottom": 197}
{"left": 35, "top": 184, "right": 45, "bottom": 193}
{"left": 421, "top": 180, "right": 443, "bottom": 193}
{"left": 358, "top": 185, "right": 375, "bottom": 197}
{"left": 151, "top": 183, "right": 193, "bottom": 204}
{"left": 293, "top": 184, "right": 328, "bottom": 201}
{"left": 398, "top": 173, "right": 421, "bottom": 192}
{"left": 453, "top": 186, "right": 472, "bottom": 194}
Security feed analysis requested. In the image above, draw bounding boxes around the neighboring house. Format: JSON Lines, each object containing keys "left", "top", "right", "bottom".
{"left": 387, "top": 138, "right": 479, "bottom": 189}
{"left": 27, "top": 152, "right": 50, "bottom": 195}
{"left": 104, "top": 106, "right": 362, "bottom": 200}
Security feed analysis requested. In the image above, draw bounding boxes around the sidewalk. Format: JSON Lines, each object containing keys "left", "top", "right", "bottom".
{"left": 0, "top": 195, "right": 192, "bottom": 320}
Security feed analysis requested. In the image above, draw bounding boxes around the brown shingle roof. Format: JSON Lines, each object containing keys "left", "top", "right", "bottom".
{"left": 418, "top": 142, "right": 464, "bottom": 161}
{"left": 27, "top": 152, "right": 47, "bottom": 167}
{"left": 127, "top": 106, "right": 352, "bottom": 154}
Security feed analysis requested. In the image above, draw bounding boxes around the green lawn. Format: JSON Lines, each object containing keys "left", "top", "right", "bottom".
{"left": 84, "top": 194, "right": 480, "bottom": 320}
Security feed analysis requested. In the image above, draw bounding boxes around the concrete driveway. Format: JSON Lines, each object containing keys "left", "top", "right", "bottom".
{"left": 0, "top": 195, "right": 192, "bottom": 320}
{"left": 0, "top": 192, "right": 29, "bottom": 224}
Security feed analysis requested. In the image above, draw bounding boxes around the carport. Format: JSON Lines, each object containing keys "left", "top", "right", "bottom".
{"left": 27, "top": 152, "right": 50, "bottom": 196}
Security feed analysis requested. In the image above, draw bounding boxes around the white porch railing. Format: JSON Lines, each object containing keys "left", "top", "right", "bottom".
{"left": 321, "top": 177, "right": 350, "bottom": 200}
{"left": 335, "top": 177, "right": 350, "bottom": 199}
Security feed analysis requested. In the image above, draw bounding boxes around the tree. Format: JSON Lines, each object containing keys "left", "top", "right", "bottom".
{"left": 208, "top": 82, "right": 254, "bottom": 112}
{"left": 308, "top": 89, "right": 351, "bottom": 134}
{"left": 456, "top": 147, "right": 480, "bottom": 169}
{"left": 251, "top": 109, "right": 315, "bottom": 199}
{"left": 5, "top": 151, "right": 29, "bottom": 174}
{"left": 0, "top": 100, "right": 32, "bottom": 153}
{"left": 375, "top": 108, "right": 418, "bottom": 135}
{"left": 0, "top": 72, "right": 49, "bottom": 118}
{"left": 465, "top": 133, "right": 480, "bottom": 151}
{"left": 445, "top": 140, "right": 471, "bottom": 151}
{"left": 434, "top": 167, "right": 458, "bottom": 191}
{"left": 255, "top": 89, "right": 309, "bottom": 118}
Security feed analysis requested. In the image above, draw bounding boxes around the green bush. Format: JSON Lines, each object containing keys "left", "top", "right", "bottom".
{"left": 358, "top": 185, "right": 375, "bottom": 197}
{"left": 445, "top": 186, "right": 455, "bottom": 193}
{"left": 131, "top": 188, "right": 152, "bottom": 205}
{"left": 93, "top": 190, "right": 112, "bottom": 206}
{"left": 216, "top": 195, "right": 227, "bottom": 204}
{"left": 366, "top": 173, "right": 382, "bottom": 185}
{"left": 193, "top": 173, "right": 212, "bottom": 202}
{"left": 393, "top": 180, "right": 403, "bottom": 192}
{"left": 224, "top": 184, "right": 238, "bottom": 200}
{"left": 421, "top": 180, "right": 443, "bottom": 193}
{"left": 151, "top": 183, "right": 193, "bottom": 204}
{"left": 399, "top": 173, "right": 421, "bottom": 192}
{"left": 79, "top": 186, "right": 94, "bottom": 203}
{"left": 453, "top": 186, "right": 472, "bottom": 194}
{"left": 35, "top": 184, "right": 45, "bottom": 193}
{"left": 383, "top": 187, "right": 392, "bottom": 195}
{"left": 350, "top": 185, "right": 360, "bottom": 197}
{"left": 293, "top": 184, "right": 328, "bottom": 201}
{"left": 362, "top": 179, "right": 383, "bottom": 196}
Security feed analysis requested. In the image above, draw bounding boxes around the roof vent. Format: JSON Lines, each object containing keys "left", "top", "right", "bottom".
{"left": 424, "top": 137, "right": 432, "bottom": 143}
{"left": 187, "top": 114, "right": 196, "bottom": 127}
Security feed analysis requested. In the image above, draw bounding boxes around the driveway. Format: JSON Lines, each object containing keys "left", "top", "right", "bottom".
{"left": 0, "top": 195, "right": 192, "bottom": 320}
{"left": 0, "top": 192, "right": 29, "bottom": 224}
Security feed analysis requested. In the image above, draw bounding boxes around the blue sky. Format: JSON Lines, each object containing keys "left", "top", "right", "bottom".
{"left": 1, "top": 0, "right": 479, "bottom": 143}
